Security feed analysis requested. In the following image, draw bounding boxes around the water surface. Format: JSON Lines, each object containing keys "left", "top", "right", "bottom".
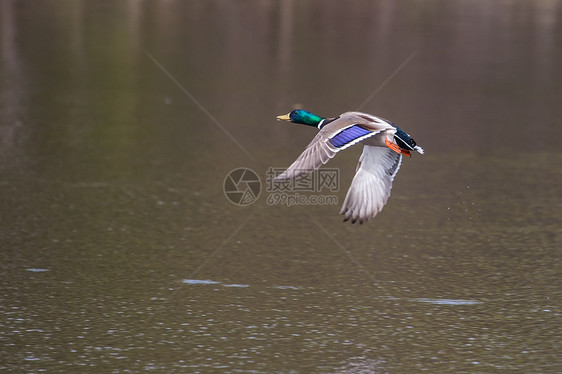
{"left": 1, "top": 1, "right": 561, "bottom": 373}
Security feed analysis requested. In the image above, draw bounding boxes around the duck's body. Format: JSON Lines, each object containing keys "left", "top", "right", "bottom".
{"left": 275, "top": 109, "right": 423, "bottom": 224}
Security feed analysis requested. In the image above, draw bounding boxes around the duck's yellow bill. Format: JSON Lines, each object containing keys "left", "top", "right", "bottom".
{"left": 276, "top": 113, "right": 291, "bottom": 121}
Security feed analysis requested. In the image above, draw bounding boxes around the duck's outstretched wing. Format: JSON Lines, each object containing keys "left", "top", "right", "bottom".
{"left": 274, "top": 113, "right": 395, "bottom": 181}
{"left": 339, "top": 145, "right": 402, "bottom": 224}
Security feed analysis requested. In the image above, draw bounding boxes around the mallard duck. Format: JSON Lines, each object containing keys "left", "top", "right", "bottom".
{"left": 275, "top": 109, "right": 424, "bottom": 224}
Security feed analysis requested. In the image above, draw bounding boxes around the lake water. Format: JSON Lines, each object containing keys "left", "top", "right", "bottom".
{"left": 1, "top": 1, "right": 560, "bottom": 373}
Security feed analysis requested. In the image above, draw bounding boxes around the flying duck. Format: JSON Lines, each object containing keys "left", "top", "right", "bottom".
{"left": 275, "top": 109, "right": 423, "bottom": 224}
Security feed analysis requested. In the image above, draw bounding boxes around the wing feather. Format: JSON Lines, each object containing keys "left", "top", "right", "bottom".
{"left": 340, "top": 146, "right": 402, "bottom": 224}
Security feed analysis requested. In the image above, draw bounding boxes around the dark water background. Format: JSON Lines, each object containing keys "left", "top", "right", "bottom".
{"left": 1, "top": 1, "right": 560, "bottom": 373}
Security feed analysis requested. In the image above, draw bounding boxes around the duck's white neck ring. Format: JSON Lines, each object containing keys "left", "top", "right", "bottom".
{"left": 317, "top": 119, "right": 326, "bottom": 129}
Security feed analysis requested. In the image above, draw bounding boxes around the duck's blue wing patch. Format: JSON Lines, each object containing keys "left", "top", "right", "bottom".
{"left": 328, "top": 125, "right": 372, "bottom": 148}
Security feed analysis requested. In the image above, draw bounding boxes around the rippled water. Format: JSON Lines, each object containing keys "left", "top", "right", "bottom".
{"left": 1, "top": 0, "right": 561, "bottom": 373}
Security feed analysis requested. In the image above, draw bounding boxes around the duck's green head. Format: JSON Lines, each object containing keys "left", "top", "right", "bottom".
{"left": 277, "top": 109, "right": 325, "bottom": 128}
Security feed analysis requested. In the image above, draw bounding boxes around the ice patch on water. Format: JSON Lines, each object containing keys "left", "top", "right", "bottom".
{"left": 411, "top": 298, "right": 482, "bottom": 305}
{"left": 182, "top": 279, "right": 304, "bottom": 291}
{"left": 182, "top": 279, "right": 220, "bottom": 285}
